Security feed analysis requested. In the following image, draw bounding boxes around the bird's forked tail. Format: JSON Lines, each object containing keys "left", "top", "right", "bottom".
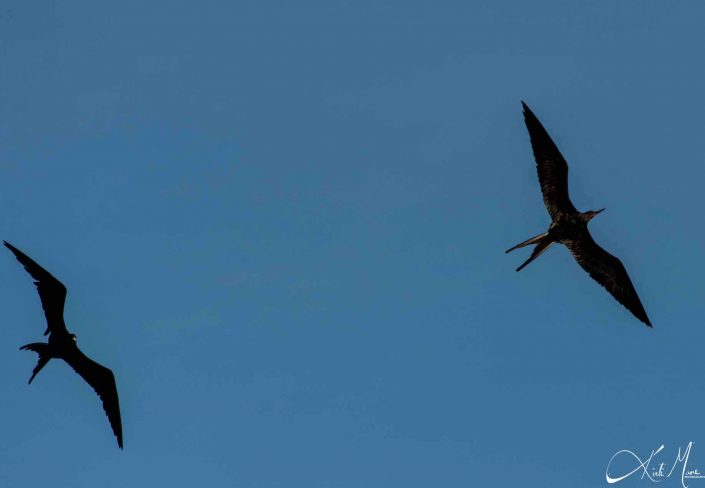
{"left": 505, "top": 232, "right": 555, "bottom": 272}
{"left": 505, "top": 232, "right": 548, "bottom": 254}
{"left": 20, "top": 343, "right": 51, "bottom": 384}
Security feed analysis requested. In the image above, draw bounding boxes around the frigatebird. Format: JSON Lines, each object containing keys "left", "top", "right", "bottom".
{"left": 506, "top": 102, "right": 652, "bottom": 327}
{"left": 5, "top": 241, "right": 123, "bottom": 448}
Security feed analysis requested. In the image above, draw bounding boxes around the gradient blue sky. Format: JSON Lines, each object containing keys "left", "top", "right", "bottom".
{"left": 0, "top": 1, "right": 704, "bottom": 487}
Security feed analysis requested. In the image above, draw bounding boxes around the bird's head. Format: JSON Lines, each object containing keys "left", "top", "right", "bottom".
{"left": 70, "top": 333, "right": 77, "bottom": 343}
{"left": 584, "top": 208, "right": 605, "bottom": 222}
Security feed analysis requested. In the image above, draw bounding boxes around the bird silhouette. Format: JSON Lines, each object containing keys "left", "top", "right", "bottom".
{"left": 506, "top": 102, "right": 652, "bottom": 327}
{"left": 5, "top": 241, "right": 123, "bottom": 448}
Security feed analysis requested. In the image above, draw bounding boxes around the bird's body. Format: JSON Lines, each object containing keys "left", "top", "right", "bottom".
{"left": 507, "top": 102, "right": 652, "bottom": 327}
{"left": 5, "top": 241, "right": 123, "bottom": 448}
{"left": 547, "top": 213, "right": 616, "bottom": 253}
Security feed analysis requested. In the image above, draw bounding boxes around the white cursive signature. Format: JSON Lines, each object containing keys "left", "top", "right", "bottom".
{"left": 606, "top": 442, "right": 701, "bottom": 488}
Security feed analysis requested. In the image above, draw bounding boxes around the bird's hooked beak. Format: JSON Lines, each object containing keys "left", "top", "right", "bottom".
{"left": 591, "top": 208, "right": 605, "bottom": 219}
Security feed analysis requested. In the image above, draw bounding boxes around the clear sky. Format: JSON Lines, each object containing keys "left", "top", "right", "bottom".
{"left": 0, "top": 1, "right": 704, "bottom": 487}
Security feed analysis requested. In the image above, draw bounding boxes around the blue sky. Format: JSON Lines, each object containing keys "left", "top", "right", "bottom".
{"left": 0, "top": 1, "right": 704, "bottom": 487}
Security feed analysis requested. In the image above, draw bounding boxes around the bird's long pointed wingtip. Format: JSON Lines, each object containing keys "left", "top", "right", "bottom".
{"left": 639, "top": 310, "right": 653, "bottom": 327}
{"left": 3, "top": 241, "right": 20, "bottom": 255}
{"left": 521, "top": 101, "right": 535, "bottom": 118}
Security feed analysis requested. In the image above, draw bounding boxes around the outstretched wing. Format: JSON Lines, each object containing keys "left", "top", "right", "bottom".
{"left": 4, "top": 241, "right": 68, "bottom": 336}
{"left": 564, "top": 232, "right": 651, "bottom": 327}
{"left": 522, "top": 102, "right": 578, "bottom": 221}
{"left": 63, "top": 346, "right": 123, "bottom": 449}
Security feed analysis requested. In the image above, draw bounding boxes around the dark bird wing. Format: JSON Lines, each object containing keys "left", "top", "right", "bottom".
{"left": 4, "top": 241, "right": 67, "bottom": 336}
{"left": 522, "top": 102, "right": 578, "bottom": 220}
{"left": 64, "top": 346, "right": 123, "bottom": 448}
{"left": 564, "top": 232, "right": 652, "bottom": 327}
